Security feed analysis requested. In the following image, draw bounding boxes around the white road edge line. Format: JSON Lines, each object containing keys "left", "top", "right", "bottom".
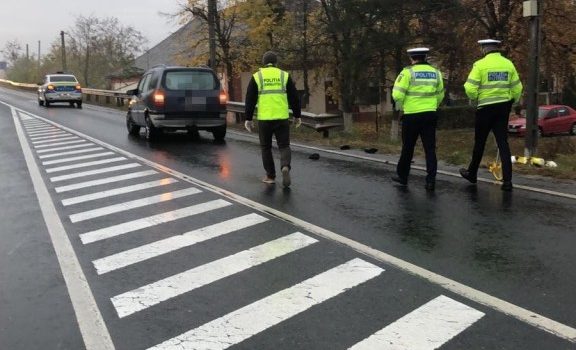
{"left": 9, "top": 106, "right": 115, "bottom": 350}
{"left": 10, "top": 105, "right": 576, "bottom": 343}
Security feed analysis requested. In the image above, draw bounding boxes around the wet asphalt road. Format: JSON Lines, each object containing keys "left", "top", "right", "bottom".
{"left": 1, "top": 86, "right": 575, "bottom": 349}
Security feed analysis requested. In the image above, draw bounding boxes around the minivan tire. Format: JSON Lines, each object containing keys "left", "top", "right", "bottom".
{"left": 570, "top": 123, "right": 576, "bottom": 135}
{"left": 211, "top": 124, "right": 226, "bottom": 141}
{"left": 145, "top": 115, "right": 160, "bottom": 141}
{"left": 126, "top": 112, "right": 141, "bottom": 136}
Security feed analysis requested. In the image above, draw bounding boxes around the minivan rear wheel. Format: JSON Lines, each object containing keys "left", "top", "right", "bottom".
{"left": 211, "top": 124, "right": 226, "bottom": 141}
{"left": 145, "top": 115, "right": 160, "bottom": 141}
{"left": 126, "top": 112, "right": 141, "bottom": 136}
{"left": 570, "top": 123, "right": 576, "bottom": 135}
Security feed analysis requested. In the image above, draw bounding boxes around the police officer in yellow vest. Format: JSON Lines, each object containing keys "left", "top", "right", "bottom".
{"left": 460, "top": 39, "right": 523, "bottom": 191}
{"left": 244, "top": 51, "right": 302, "bottom": 187}
{"left": 392, "top": 47, "right": 445, "bottom": 191}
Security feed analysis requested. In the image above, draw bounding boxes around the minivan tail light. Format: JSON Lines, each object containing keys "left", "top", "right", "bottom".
{"left": 219, "top": 90, "right": 228, "bottom": 104}
{"left": 153, "top": 89, "right": 165, "bottom": 107}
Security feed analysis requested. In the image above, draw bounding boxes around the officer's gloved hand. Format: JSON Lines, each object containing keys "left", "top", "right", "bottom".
{"left": 294, "top": 118, "right": 302, "bottom": 128}
{"left": 244, "top": 120, "right": 254, "bottom": 133}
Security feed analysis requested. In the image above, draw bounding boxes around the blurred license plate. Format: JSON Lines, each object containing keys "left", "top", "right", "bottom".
{"left": 508, "top": 128, "right": 518, "bottom": 133}
{"left": 185, "top": 97, "right": 205, "bottom": 109}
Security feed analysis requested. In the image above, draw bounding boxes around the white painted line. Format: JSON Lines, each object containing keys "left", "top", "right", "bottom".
{"left": 35, "top": 139, "right": 87, "bottom": 149}
{"left": 11, "top": 105, "right": 576, "bottom": 343}
{"left": 348, "top": 295, "right": 485, "bottom": 350}
{"left": 25, "top": 126, "right": 57, "bottom": 131}
{"left": 10, "top": 106, "right": 115, "bottom": 350}
{"left": 27, "top": 130, "right": 66, "bottom": 137}
{"left": 42, "top": 152, "right": 115, "bottom": 165}
{"left": 149, "top": 258, "right": 383, "bottom": 349}
{"left": 45, "top": 157, "right": 126, "bottom": 173}
{"left": 50, "top": 163, "right": 141, "bottom": 182}
{"left": 32, "top": 136, "right": 79, "bottom": 144}
{"left": 30, "top": 132, "right": 70, "bottom": 140}
{"left": 37, "top": 143, "right": 96, "bottom": 154}
{"left": 39, "top": 147, "right": 105, "bottom": 159}
{"left": 55, "top": 170, "right": 158, "bottom": 193}
{"left": 112, "top": 232, "right": 318, "bottom": 318}
{"left": 69, "top": 187, "right": 202, "bottom": 223}
{"left": 93, "top": 213, "right": 268, "bottom": 274}
{"left": 62, "top": 178, "right": 178, "bottom": 206}
{"left": 80, "top": 199, "right": 231, "bottom": 244}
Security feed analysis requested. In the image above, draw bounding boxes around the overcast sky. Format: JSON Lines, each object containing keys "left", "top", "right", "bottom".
{"left": 0, "top": 0, "right": 184, "bottom": 61}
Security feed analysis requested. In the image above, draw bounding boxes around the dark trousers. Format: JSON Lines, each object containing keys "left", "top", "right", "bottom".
{"left": 468, "top": 101, "right": 513, "bottom": 182}
{"left": 258, "top": 119, "right": 291, "bottom": 178}
{"left": 397, "top": 111, "right": 438, "bottom": 183}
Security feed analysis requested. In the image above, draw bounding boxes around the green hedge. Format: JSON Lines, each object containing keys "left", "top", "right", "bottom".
{"left": 437, "top": 105, "right": 476, "bottom": 129}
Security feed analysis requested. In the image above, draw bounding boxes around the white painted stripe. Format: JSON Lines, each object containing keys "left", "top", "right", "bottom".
{"left": 39, "top": 147, "right": 105, "bottom": 159}
{"left": 80, "top": 199, "right": 231, "bottom": 244}
{"left": 93, "top": 213, "right": 268, "bottom": 274}
{"left": 349, "top": 295, "right": 485, "bottom": 350}
{"left": 27, "top": 130, "right": 65, "bottom": 137}
{"left": 35, "top": 139, "right": 87, "bottom": 149}
{"left": 30, "top": 132, "right": 70, "bottom": 140}
{"left": 50, "top": 163, "right": 141, "bottom": 182}
{"left": 62, "top": 178, "right": 178, "bottom": 206}
{"left": 10, "top": 107, "right": 115, "bottom": 350}
{"left": 42, "top": 152, "right": 115, "bottom": 165}
{"left": 149, "top": 258, "right": 383, "bottom": 349}
{"left": 12, "top": 106, "right": 576, "bottom": 343}
{"left": 55, "top": 170, "right": 158, "bottom": 193}
{"left": 112, "top": 232, "right": 318, "bottom": 318}
{"left": 37, "top": 143, "right": 95, "bottom": 154}
{"left": 32, "top": 136, "right": 79, "bottom": 144}
{"left": 25, "top": 126, "right": 56, "bottom": 131}
{"left": 45, "top": 157, "right": 125, "bottom": 172}
{"left": 69, "top": 187, "right": 201, "bottom": 223}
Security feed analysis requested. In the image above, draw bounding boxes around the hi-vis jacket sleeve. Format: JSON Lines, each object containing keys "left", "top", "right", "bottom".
{"left": 437, "top": 71, "right": 445, "bottom": 107}
{"left": 510, "top": 68, "right": 523, "bottom": 103}
{"left": 392, "top": 68, "right": 410, "bottom": 109}
{"left": 464, "top": 64, "right": 480, "bottom": 101}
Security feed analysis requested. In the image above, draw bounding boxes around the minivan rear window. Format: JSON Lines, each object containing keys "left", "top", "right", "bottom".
{"left": 163, "top": 71, "right": 217, "bottom": 90}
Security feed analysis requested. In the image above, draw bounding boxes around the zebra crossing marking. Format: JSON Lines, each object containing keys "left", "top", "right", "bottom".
{"left": 45, "top": 157, "right": 127, "bottom": 173}
{"left": 39, "top": 147, "right": 105, "bottom": 159}
{"left": 62, "top": 178, "right": 178, "bottom": 206}
{"left": 112, "top": 232, "right": 319, "bottom": 318}
{"left": 42, "top": 152, "right": 115, "bottom": 165}
{"left": 348, "top": 295, "right": 485, "bottom": 350}
{"left": 36, "top": 143, "right": 95, "bottom": 153}
{"left": 35, "top": 139, "right": 87, "bottom": 148}
{"left": 50, "top": 163, "right": 142, "bottom": 182}
{"left": 32, "top": 136, "right": 79, "bottom": 144}
{"left": 80, "top": 199, "right": 232, "bottom": 244}
{"left": 54, "top": 170, "right": 158, "bottom": 193}
{"left": 69, "top": 187, "right": 202, "bottom": 223}
{"left": 148, "top": 258, "right": 383, "bottom": 350}
{"left": 93, "top": 213, "right": 268, "bottom": 274}
{"left": 29, "top": 132, "right": 69, "bottom": 140}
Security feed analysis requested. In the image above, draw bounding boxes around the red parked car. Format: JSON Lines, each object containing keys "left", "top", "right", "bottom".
{"left": 508, "top": 105, "right": 576, "bottom": 137}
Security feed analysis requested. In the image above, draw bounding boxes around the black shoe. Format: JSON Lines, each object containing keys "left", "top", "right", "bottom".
{"left": 391, "top": 176, "right": 408, "bottom": 186}
{"left": 459, "top": 168, "right": 477, "bottom": 184}
{"left": 425, "top": 182, "right": 435, "bottom": 191}
{"left": 501, "top": 181, "right": 513, "bottom": 191}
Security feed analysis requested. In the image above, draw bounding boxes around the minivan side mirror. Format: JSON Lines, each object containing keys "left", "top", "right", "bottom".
{"left": 126, "top": 89, "right": 138, "bottom": 96}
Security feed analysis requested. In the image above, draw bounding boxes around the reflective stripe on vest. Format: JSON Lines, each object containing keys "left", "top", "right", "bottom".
{"left": 254, "top": 67, "right": 289, "bottom": 120}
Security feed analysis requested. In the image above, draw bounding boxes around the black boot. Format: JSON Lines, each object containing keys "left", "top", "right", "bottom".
{"left": 459, "top": 168, "right": 477, "bottom": 184}
{"left": 501, "top": 181, "right": 513, "bottom": 191}
{"left": 391, "top": 176, "right": 408, "bottom": 186}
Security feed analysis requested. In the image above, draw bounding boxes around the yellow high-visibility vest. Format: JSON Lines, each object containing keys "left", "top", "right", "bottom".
{"left": 464, "top": 52, "right": 523, "bottom": 108}
{"left": 253, "top": 66, "right": 289, "bottom": 120}
{"left": 392, "top": 63, "right": 444, "bottom": 114}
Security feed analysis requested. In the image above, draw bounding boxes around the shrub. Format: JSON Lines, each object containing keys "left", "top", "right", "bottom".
{"left": 437, "top": 105, "right": 476, "bottom": 129}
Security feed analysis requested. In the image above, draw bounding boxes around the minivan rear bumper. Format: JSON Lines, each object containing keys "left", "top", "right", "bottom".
{"left": 149, "top": 112, "right": 227, "bottom": 129}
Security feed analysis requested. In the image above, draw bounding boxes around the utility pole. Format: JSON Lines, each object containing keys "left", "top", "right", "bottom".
{"left": 60, "top": 31, "right": 67, "bottom": 72}
{"left": 523, "top": 0, "right": 541, "bottom": 158}
{"left": 207, "top": 0, "right": 217, "bottom": 69}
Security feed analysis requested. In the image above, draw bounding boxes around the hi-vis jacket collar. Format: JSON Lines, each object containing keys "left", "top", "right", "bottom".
{"left": 478, "top": 39, "right": 501, "bottom": 45}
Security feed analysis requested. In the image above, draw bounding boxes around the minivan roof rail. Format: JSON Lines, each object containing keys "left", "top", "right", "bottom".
{"left": 151, "top": 64, "right": 167, "bottom": 69}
